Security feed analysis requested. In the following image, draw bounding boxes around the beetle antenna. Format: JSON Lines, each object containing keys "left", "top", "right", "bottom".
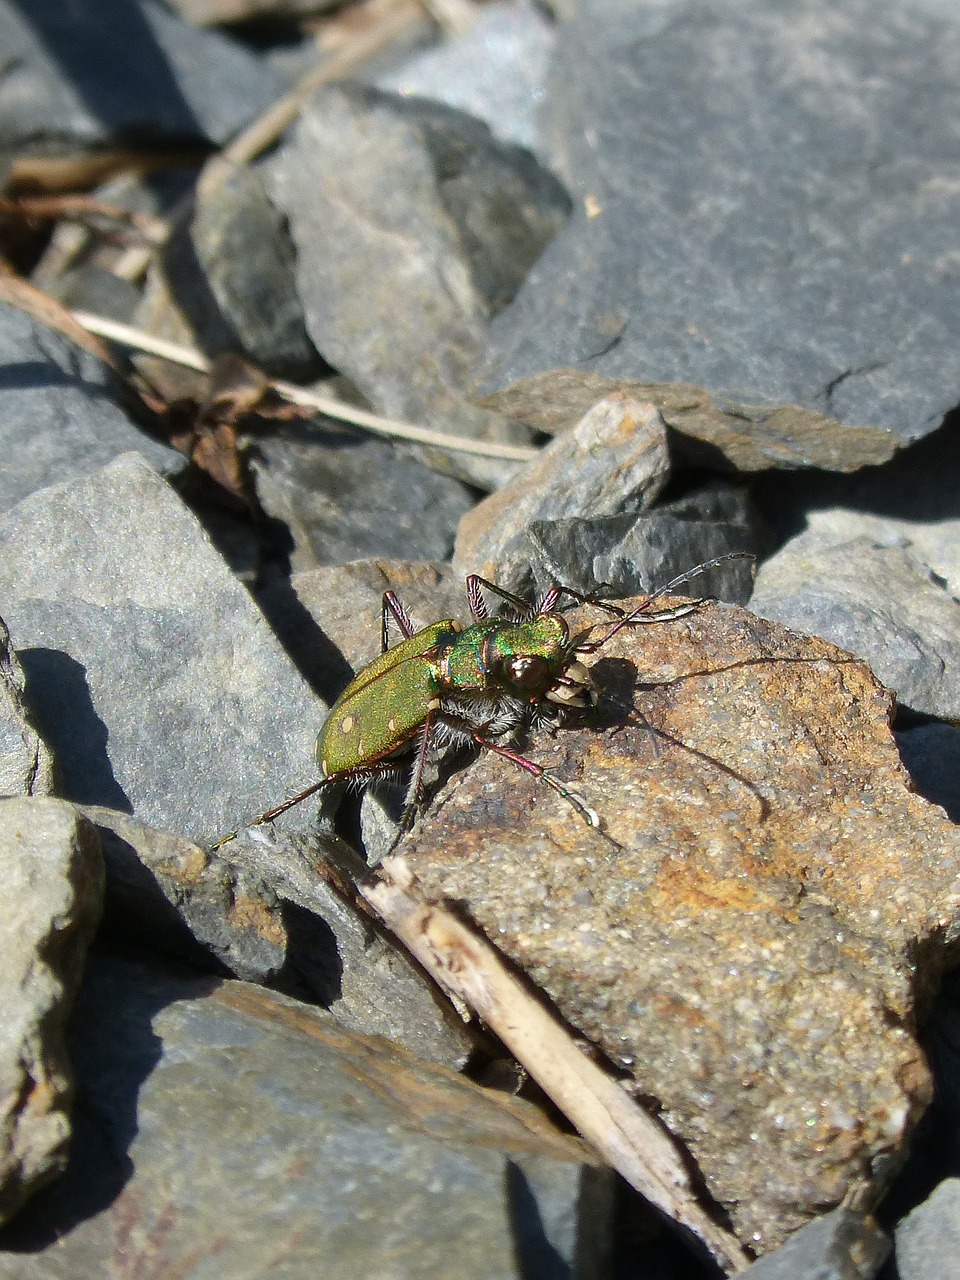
{"left": 576, "top": 552, "right": 755, "bottom": 654}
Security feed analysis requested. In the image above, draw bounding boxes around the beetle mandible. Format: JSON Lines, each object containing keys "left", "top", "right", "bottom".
{"left": 210, "top": 553, "right": 753, "bottom": 850}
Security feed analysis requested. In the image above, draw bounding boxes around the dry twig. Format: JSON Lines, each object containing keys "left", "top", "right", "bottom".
{"left": 70, "top": 310, "right": 539, "bottom": 463}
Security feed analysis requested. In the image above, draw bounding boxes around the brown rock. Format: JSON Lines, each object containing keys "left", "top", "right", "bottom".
{"left": 454, "top": 394, "right": 670, "bottom": 575}
{"left": 479, "top": 369, "right": 900, "bottom": 473}
{"left": 398, "top": 598, "right": 956, "bottom": 1251}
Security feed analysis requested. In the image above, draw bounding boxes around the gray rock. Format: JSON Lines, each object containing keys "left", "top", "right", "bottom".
{"left": 751, "top": 536, "right": 960, "bottom": 719}
{"left": 0, "top": 798, "right": 103, "bottom": 1225}
{"left": 84, "top": 806, "right": 473, "bottom": 1067}
{"left": 171, "top": 164, "right": 325, "bottom": 381}
{"left": 0, "top": 618, "right": 56, "bottom": 799}
{"left": 250, "top": 423, "right": 475, "bottom": 573}
{"left": 742, "top": 1208, "right": 889, "bottom": 1279}
{"left": 267, "top": 83, "right": 569, "bottom": 484}
{"left": 485, "top": 480, "right": 761, "bottom": 601}
{"left": 0, "top": 453, "right": 323, "bottom": 845}
{"left": 85, "top": 807, "right": 288, "bottom": 984}
{"left": 223, "top": 825, "right": 473, "bottom": 1066}
{"left": 752, "top": 424, "right": 960, "bottom": 600}
{"left": 376, "top": 0, "right": 556, "bottom": 158}
{"left": 0, "top": 304, "right": 184, "bottom": 514}
{"left": 480, "top": 0, "right": 960, "bottom": 446}
{"left": 454, "top": 395, "right": 671, "bottom": 577}
{"left": 0, "top": 0, "right": 282, "bottom": 157}
{"left": 0, "top": 957, "right": 613, "bottom": 1278}
{"left": 895, "top": 1179, "right": 960, "bottom": 1280}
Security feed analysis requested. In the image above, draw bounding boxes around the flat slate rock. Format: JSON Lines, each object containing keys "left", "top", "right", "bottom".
{"left": 0, "top": 0, "right": 282, "bottom": 155}
{"left": 397, "top": 598, "right": 960, "bottom": 1251}
{"left": 84, "top": 804, "right": 473, "bottom": 1068}
{"left": 479, "top": 0, "right": 960, "bottom": 448}
{"left": 170, "top": 164, "right": 324, "bottom": 382}
{"left": 741, "top": 1207, "right": 889, "bottom": 1279}
{"left": 751, "top": 535, "right": 960, "bottom": 720}
{"left": 895, "top": 1178, "right": 960, "bottom": 1280}
{"left": 250, "top": 424, "right": 475, "bottom": 573}
{"left": 0, "top": 453, "right": 322, "bottom": 845}
{"left": 0, "top": 957, "right": 612, "bottom": 1279}
{"left": 267, "top": 82, "right": 569, "bottom": 484}
{"left": 375, "top": 0, "right": 556, "bottom": 158}
{"left": 0, "top": 304, "right": 183, "bottom": 514}
{"left": 0, "top": 798, "right": 102, "bottom": 1226}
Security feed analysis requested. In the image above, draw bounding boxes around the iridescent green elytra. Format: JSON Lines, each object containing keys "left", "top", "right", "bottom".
{"left": 319, "top": 613, "right": 570, "bottom": 776}
{"left": 318, "top": 620, "right": 461, "bottom": 776}
{"left": 209, "top": 555, "right": 752, "bottom": 850}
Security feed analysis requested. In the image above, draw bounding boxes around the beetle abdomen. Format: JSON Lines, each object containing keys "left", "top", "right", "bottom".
{"left": 316, "top": 622, "right": 455, "bottom": 776}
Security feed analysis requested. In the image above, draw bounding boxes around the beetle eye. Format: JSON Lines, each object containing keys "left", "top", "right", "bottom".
{"left": 504, "top": 654, "right": 551, "bottom": 690}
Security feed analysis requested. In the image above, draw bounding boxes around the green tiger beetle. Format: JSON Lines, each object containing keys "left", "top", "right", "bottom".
{"left": 210, "top": 552, "right": 753, "bottom": 851}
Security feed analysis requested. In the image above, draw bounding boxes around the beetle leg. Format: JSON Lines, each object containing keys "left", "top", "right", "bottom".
{"left": 468, "top": 731, "right": 606, "bottom": 834}
{"left": 382, "top": 590, "right": 418, "bottom": 652}
{"left": 543, "top": 583, "right": 629, "bottom": 619}
{"left": 400, "top": 711, "right": 437, "bottom": 828}
{"left": 465, "top": 574, "right": 534, "bottom": 622}
{"left": 208, "top": 776, "right": 337, "bottom": 851}
{"left": 208, "top": 761, "right": 405, "bottom": 852}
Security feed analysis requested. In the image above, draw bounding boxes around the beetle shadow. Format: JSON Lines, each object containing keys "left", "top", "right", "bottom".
{"left": 586, "top": 654, "right": 774, "bottom": 819}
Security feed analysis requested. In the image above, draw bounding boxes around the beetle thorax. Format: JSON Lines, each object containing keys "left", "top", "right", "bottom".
{"left": 434, "top": 613, "right": 595, "bottom": 721}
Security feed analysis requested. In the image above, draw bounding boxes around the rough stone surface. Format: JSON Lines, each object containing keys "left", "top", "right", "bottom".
{"left": 454, "top": 395, "right": 671, "bottom": 575}
{"left": 471, "top": 480, "right": 762, "bottom": 601}
{"left": 895, "top": 1179, "right": 960, "bottom": 1280}
{"left": 250, "top": 423, "right": 475, "bottom": 574}
{"left": 480, "top": 368, "right": 900, "bottom": 474}
{"left": 172, "top": 164, "right": 324, "bottom": 381}
{"left": 85, "top": 807, "right": 289, "bottom": 985}
{"left": 0, "top": 453, "right": 323, "bottom": 845}
{"left": 222, "top": 825, "right": 474, "bottom": 1068}
{"left": 398, "top": 599, "right": 960, "bottom": 1250}
{"left": 0, "top": 957, "right": 613, "bottom": 1278}
{"left": 741, "top": 1208, "right": 889, "bottom": 1279}
{"left": 375, "top": 0, "right": 556, "bottom": 158}
{"left": 0, "top": 798, "right": 103, "bottom": 1225}
{"left": 751, "top": 535, "right": 960, "bottom": 719}
{"left": 479, "top": 0, "right": 960, "bottom": 446}
{"left": 0, "top": 304, "right": 183, "bottom": 514}
{"left": 267, "top": 83, "right": 569, "bottom": 483}
{"left": 752, "top": 418, "right": 960, "bottom": 598}
{"left": 0, "top": 619, "right": 56, "bottom": 800}
{"left": 84, "top": 802, "right": 472, "bottom": 1068}
{"left": 0, "top": 0, "right": 282, "bottom": 155}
